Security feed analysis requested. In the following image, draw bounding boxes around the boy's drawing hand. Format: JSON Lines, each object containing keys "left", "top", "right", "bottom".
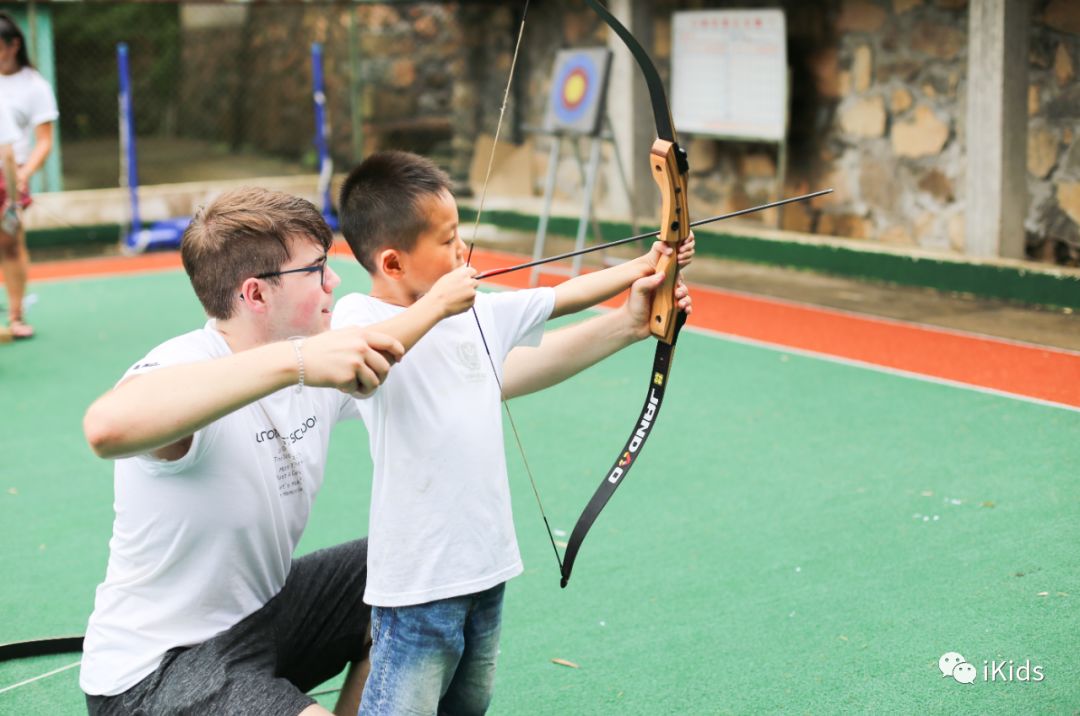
{"left": 303, "top": 327, "right": 405, "bottom": 396}
{"left": 426, "top": 265, "right": 479, "bottom": 317}
{"left": 624, "top": 273, "right": 692, "bottom": 340}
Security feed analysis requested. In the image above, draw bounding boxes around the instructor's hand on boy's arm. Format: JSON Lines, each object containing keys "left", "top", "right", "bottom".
{"left": 420, "top": 265, "right": 478, "bottom": 318}
{"left": 303, "top": 327, "right": 404, "bottom": 397}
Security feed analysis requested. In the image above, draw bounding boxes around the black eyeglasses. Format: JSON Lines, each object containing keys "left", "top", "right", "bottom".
{"left": 255, "top": 255, "right": 328, "bottom": 286}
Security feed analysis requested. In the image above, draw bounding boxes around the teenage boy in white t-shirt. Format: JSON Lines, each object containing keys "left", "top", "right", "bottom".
{"left": 79, "top": 187, "right": 419, "bottom": 716}
{"left": 332, "top": 151, "right": 693, "bottom": 715}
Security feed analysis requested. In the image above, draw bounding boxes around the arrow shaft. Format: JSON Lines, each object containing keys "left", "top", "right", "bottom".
{"left": 475, "top": 188, "right": 831, "bottom": 280}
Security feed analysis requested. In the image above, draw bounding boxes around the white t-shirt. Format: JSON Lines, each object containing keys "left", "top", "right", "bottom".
{"left": 0, "top": 67, "right": 59, "bottom": 164}
{"left": 332, "top": 288, "right": 554, "bottom": 607}
{"left": 0, "top": 101, "right": 17, "bottom": 145}
{"left": 80, "top": 321, "right": 359, "bottom": 696}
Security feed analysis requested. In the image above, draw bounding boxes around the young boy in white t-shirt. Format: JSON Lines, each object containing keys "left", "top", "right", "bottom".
{"left": 332, "top": 150, "right": 693, "bottom": 714}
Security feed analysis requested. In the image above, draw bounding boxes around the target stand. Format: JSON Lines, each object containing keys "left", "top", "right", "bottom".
{"left": 528, "top": 48, "right": 635, "bottom": 286}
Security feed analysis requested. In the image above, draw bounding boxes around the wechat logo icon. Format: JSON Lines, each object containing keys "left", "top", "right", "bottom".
{"left": 940, "top": 652, "right": 977, "bottom": 684}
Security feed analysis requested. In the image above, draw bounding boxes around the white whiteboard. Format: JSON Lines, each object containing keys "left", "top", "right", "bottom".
{"left": 671, "top": 9, "right": 788, "bottom": 141}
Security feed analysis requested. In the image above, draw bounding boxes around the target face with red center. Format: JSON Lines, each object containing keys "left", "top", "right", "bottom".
{"left": 562, "top": 67, "right": 589, "bottom": 110}
{"left": 552, "top": 51, "right": 604, "bottom": 127}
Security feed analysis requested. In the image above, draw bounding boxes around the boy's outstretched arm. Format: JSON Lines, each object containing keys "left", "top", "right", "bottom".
{"left": 550, "top": 235, "right": 694, "bottom": 319}
{"left": 502, "top": 274, "right": 692, "bottom": 399}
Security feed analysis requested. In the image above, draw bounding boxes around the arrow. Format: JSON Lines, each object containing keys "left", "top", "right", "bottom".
{"left": 475, "top": 188, "right": 832, "bottom": 280}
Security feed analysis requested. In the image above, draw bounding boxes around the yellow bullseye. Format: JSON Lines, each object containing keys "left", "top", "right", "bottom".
{"left": 563, "top": 70, "right": 587, "bottom": 107}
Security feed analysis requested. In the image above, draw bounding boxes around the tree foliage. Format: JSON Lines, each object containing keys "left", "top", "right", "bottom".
{"left": 53, "top": 4, "right": 181, "bottom": 139}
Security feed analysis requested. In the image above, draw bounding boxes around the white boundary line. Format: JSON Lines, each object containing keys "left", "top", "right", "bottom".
{"left": 0, "top": 660, "right": 81, "bottom": 695}
{"left": 694, "top": 281, "right": 1080, "bottom": 358}
{"left": 682, "top": 323, "right": 1080, "bottom": 415}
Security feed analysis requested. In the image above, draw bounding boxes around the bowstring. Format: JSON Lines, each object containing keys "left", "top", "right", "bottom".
{"left": 465, "top": 0, "right": 564, "bottom": 572}
{"left": 467, "top": 0, "right": 529, "bottom": 244}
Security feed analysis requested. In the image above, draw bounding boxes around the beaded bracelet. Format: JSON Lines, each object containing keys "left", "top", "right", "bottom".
{"left": 290, "top": 337, "right": 305, "bottom": 393}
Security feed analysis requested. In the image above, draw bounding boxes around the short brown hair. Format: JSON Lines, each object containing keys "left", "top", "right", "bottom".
{"left": 338, "top": 150, "right": 453, "bottom": 273}
{"left": 180, "top": 187, "right": 333, "bottom": 319}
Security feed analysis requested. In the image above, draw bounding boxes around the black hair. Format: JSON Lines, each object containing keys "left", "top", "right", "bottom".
{"left": 338, "top": 150, "right": 453, "bottom": 273}
{"left": 0, "top": 12, "right": 32, "bottom": 69}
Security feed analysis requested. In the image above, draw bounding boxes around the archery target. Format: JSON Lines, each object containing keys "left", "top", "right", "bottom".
{"left": 543, "top": 48, "right": 612, "bottom": 135}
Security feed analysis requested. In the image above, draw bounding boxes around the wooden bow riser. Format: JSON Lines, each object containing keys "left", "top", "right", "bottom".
{"left": 649, "top": 138, "right": 689, "bottom": 343}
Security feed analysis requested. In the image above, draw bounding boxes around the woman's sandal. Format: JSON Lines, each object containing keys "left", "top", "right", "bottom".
{"left": 9, "top": 319, "right": 34, "bottom": 340}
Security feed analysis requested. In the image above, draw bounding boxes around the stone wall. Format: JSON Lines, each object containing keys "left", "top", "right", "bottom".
{"left": 657, "top": 0, "right": 1077, "bottom": 266}
{"left": 177, "top": 4, "right": 471, "bottom": 173}
{"left": 1027, "top": 0, "right": 1080, "bottom": 264}
{"left": 508, "top": 0, "right": 1079, "bottom": 266}
{"left": 176, "top": 1, "right": 1080, "bottom": 266}
{"left": 797, "top": 0, "right": 968, "bottom": 253}
{"left": 508, "top": 0, "right": 970, "bottom": 252}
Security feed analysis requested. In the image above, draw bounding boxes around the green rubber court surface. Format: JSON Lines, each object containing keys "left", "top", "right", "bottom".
{"left": 2, "top": 255, "right": 1078, "bottom": 713}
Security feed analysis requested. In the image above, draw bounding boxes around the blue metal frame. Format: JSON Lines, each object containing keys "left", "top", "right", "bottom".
{"left": 117, "top": 42, "right": 189, "bottom": 254}
{"left": 311, "top": 42, "right": 338, "bottom": 231}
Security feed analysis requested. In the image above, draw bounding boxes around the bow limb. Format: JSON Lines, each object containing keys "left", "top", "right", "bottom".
{"left": 582, "top": 0, "right": 675, "bottom": 141}
{"left": 583, "top": 0, "right": 689, "bottom": 343}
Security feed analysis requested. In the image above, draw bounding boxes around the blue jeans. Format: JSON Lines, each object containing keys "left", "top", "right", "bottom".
{"left": 359, "top": 583, "right": 505, "bottom": 716}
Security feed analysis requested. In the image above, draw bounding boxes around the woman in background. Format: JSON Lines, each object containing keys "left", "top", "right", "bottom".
{"left": 0, "top": 11, "right": 59, "bottom": 339}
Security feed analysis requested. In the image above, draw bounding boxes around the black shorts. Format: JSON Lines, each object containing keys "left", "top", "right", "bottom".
{"left": 86, "top": 539, "right": 370, "bottom": 716}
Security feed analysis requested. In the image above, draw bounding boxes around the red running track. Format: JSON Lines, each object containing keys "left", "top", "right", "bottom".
{"left": 16, "top": 245, "right": 1080, "bottom": 409}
